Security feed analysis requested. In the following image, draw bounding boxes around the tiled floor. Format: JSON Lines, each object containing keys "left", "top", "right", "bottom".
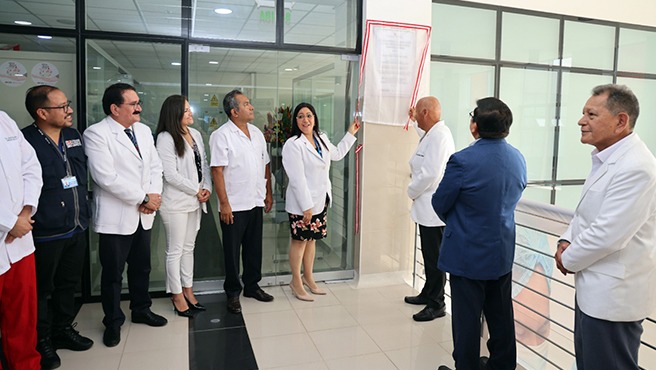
{"left": 58, "top": 275, "right": 457, "bottom": 370}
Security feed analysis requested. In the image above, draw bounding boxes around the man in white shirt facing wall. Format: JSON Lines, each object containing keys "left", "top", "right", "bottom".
{"left": 555, "top": 84, "right": 656, "bottom": 370}
{"left": 404, "top": 96, "right": 455, "bottom": 322}
{"left": 210, "top": 90, "right": 273, "bottom": 315}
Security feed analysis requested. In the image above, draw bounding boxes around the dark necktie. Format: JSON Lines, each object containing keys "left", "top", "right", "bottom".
{"left": 124, "top": 128, "right": 141, "bottom": 157}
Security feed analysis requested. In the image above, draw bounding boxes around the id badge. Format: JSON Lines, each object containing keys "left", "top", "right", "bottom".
{"left": 61, "top": 176, "right": 78, "bottom": 189}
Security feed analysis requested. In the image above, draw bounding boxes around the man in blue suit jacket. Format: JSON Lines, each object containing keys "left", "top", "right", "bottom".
{"left": 433, "top": 97, "right": 527, "bottom": 370}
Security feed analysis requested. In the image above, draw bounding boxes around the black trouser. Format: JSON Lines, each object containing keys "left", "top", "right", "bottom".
{"left": 34, "top": 232, "right": 86, "bottom": 339}
{"left": 418, "top": 225, "right": 446, "bottom": 309}
{"left": 220, "top": 207, "right": 263, "bottom": 298}
{"left": 450, "top": 272, "right": 516, "bottom": 370}
{"left": 99, "top": 223, "right": 152, "bottom": 329}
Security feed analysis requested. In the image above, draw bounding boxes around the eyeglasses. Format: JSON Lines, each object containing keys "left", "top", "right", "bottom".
{"left": 296, "top": 113, "right": 314, "bottom": 120}
{"left": 121, "top": 101, "right": 143, "bottom": 108}
{"left": 40, "top": 100, "right": 72, "bottom": 112}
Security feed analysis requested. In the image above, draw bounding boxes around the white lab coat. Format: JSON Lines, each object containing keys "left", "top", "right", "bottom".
{"left": 84, "top": 116, "right": 163, "bottom": 235}
{"left": 0, "top": 111, "right": 42, "bottom": 275}
{"left": 282, "top": 132, "right": 356, "bottom": 215}
{"left": 561, "top": 133, "right": 656, "bottom": 322}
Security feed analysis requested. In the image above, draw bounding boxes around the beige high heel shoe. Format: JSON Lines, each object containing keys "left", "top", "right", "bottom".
{"left": 302, "top": 276, "right": 327, "bottom": 295}
{"left": 289, "top": 283, "right": 314, "bottom": 302}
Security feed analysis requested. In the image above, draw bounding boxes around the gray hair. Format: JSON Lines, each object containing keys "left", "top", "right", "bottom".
{"left": 592, "top": 84, "right": 639, "bottom": 129}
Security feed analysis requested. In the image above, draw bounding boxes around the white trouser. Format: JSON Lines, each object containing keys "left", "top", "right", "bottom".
{"left": 160, "top": 209, "right": 201, "bottom": 294}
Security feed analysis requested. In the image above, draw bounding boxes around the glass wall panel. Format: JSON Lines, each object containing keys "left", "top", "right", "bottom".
{"left": 555, "top": 184, "right": 583, "bottom": 210}
{"left": 558, "top": 72, "right": 613, "bottom": 180}
{"left": 429, "top": 62, "right": 495, "bottom": 150}
{"left": 284, "top": 0, "right": 357, "bottom": 48}
{"left": 501, "top": 13, "right": 559, "bottom": 65}
{"left": 499, "top": 67, "right": 558, "bottom": 182}
{"left": 86, "top": 0, "right": 182, "bottom": 36}
{"left": 85, "top": 39, "right": 182, "bottom": 295}
{"left": 617, "top": 76, "right": 656, "bottom": 154}
{"left": 563, "top": 21, "right": 615, "bottom": 70}
{"left": 0, "top": 33, "right": 76, "bottom": 127}
{"left": 0, "top": 0, "right": 75, "bottom": 29}
{"left": 432, "top": 3, "right": 496, "bottom": 60}
{"left": 618, "top": 28, "right": 656, "bottom": 74}
{"left": 188, "top": 48, "right": 356, "bottom": 281}
{"left": 522, "top": 185, "right": 552, "bottom": 204}
{"left": 192, "top": 0, "right": 275, "bottom": 42}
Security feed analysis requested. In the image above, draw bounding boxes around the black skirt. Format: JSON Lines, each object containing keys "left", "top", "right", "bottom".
{"left": 288, "top": 205, "right": 328, "bottom": 241}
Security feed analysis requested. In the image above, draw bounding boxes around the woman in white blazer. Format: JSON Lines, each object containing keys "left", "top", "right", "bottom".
{"left": 155, "top": 95, "right": 212, "bottom": 317}
{"left": 282, "top": 102, "right": 359, "bottom": 301}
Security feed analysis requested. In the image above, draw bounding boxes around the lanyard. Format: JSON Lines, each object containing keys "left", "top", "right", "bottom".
{"left": 34, "top": 124, "right": 72, "bottom": 176}
{"left": 313, "top": 135, "right": 323, "bottom": 158}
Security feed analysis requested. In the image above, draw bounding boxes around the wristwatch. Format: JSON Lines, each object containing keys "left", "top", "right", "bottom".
{"left": 142, "top": 194, "right": 150, "bottom": 205}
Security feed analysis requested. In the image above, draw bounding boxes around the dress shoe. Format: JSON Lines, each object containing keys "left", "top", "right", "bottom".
{"left": 185, "top": 295, "right": 206, "bottom": 311}
{"left": 289, "top": 283, "right": 314, "bottom": 302}
{"left": 412, "top": 305, "right": 446, "bottom": 322}
{"left": 301, "top": 276, "right": 327, "bottom": 295}
{"left": 132, "top": 309, "right": 168, "bottom": 327}
{"left": 37, "top": 337, "right": 61, "bottom": 370}
{"left": 103, "top": 327, "right": 121, "bottom": 347}
{"left": 52, "top": 323, "right": 94, "bottom": 351}
{"left": 480, "top": 355, "right": 489, "bottom": 369}
{"left": 244, "top": 287, "right": 274, "bottom": 302}
{"left": 404, "top": 294, "right": 429, "bottom": 305}
{"left": 437, "top": 366, "right": 453, "bottom": 370}
{"left": 172, "top": 298, "right": 195, "bottom": 318}
{"left": 227, "top": 296, "right": 242, "bottom": 314}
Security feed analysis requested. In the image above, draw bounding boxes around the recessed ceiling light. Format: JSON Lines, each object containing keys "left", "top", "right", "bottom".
{"left": 92, "top": 66, "right": 102, "bottom": 70}
{"left": 171, "top": 62, "right": 181, "bottom": 66}
{"left": 214, "top": 8, "right": 232, "bottom": 15}
{"left": 284, "top": 68, "right": 294, "bottom": 71}
{"left": 203, "top": 99, "right": 208, "bottom": 102}
{"left": 37, "top": 35, "right": 52, "bottom": 40}
{"left": 204, "top": 94, "right": 209, "bottom": 97}
{"left": 205, "top": 83, "right": 212, "bottom": 86}
{"left": 14, "top": 20, "right": 32, "bottom": 26}
{"left": 209, "top": 61, "right": 219, "bottom": 65}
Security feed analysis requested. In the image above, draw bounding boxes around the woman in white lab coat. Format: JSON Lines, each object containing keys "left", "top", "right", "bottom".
{"left": 282, "top": 103, "right": 359, "bottom": 301}
{"left": 156, "top": 95, "right": 211, "bottom": 317}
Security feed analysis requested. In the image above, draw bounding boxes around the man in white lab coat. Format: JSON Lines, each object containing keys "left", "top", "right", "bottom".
{"left": 555, "top": 84, "right": 656, "bottom": 369}
{"left": 84, "top": 83, "right": 166, "bottom": 348}
{"left": 404, "top": 96, "right": 455, "bottom": 321}
{"left": 0, "top": 110, "right": 43, "bottom": 370}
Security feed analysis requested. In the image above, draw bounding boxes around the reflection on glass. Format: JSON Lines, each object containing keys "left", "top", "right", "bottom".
{"left": 284, "top": 0, "right": 357, "bottom": 48}
{"left": 617, "top": 77, "right": 656, "bottom": 154}
{"left": 85, "top": 39, "right": 181, "bottom": 295}
{"left": 501, "top": 13, "right": 559, "bottom": 64}
{"left": 0, "top": 0, "right": 75, "bottom": 28}
{"left": 430, "top": 62, "right": 494, "bottom": 150}
{"left": 432, "top": 3, "right": 496, "bottom": 60}
{"left": 192, "top": 0, "right": 275, "bottom": 42}
{"left": 86, "top": 0, "right": 181, "bottom": 36}
{"left": 500, "top": 67, "right": 557, "bottom": 182}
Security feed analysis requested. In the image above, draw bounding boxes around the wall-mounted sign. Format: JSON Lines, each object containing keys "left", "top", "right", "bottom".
{"left": 31, "top": 62, "right": 60, "bottom": 85}
{"left": 0, "top": 60, "right": 27, "bottom": 87}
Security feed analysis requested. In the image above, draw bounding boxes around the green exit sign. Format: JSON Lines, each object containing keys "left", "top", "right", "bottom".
{"left": 260, "top": 10, "right": 292, "bottom": 24}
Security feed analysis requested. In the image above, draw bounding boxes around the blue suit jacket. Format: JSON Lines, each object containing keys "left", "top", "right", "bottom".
{"left": 432, "top": 138, "right": 527, "bottom": 280}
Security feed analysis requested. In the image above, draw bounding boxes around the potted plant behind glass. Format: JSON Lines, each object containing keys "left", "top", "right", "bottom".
{"left": 264, "top": 105, "right": 293, "bottom": 223}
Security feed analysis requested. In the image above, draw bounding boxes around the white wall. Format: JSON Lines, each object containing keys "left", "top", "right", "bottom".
{"left": 463, "top": 0, "right": 656, "bottom": 28}
{"left": 358, "top": 0, "right": 432, "bottom": 277}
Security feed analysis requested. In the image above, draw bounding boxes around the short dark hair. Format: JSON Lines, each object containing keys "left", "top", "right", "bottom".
{"left": 102, "top": 83, "right": 136, "bottom": 116}
{"left": 223, "top": 89, "right": 243, "bottom": 119}
{"left": 592, "top": 84, "right": 640, "bottom": 129}
{"left": 156, "top": 95, "right": 188, "bottom": 157}
{"left": 25, "top": 85, "right": 60, "bottom": 120}
{"left": 473, "top": 97, "right": 513, "bottom": 139}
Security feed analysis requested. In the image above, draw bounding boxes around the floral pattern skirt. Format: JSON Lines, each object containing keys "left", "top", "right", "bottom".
{"left": 288, "top": 206, "right": 328, "bottom": 241}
